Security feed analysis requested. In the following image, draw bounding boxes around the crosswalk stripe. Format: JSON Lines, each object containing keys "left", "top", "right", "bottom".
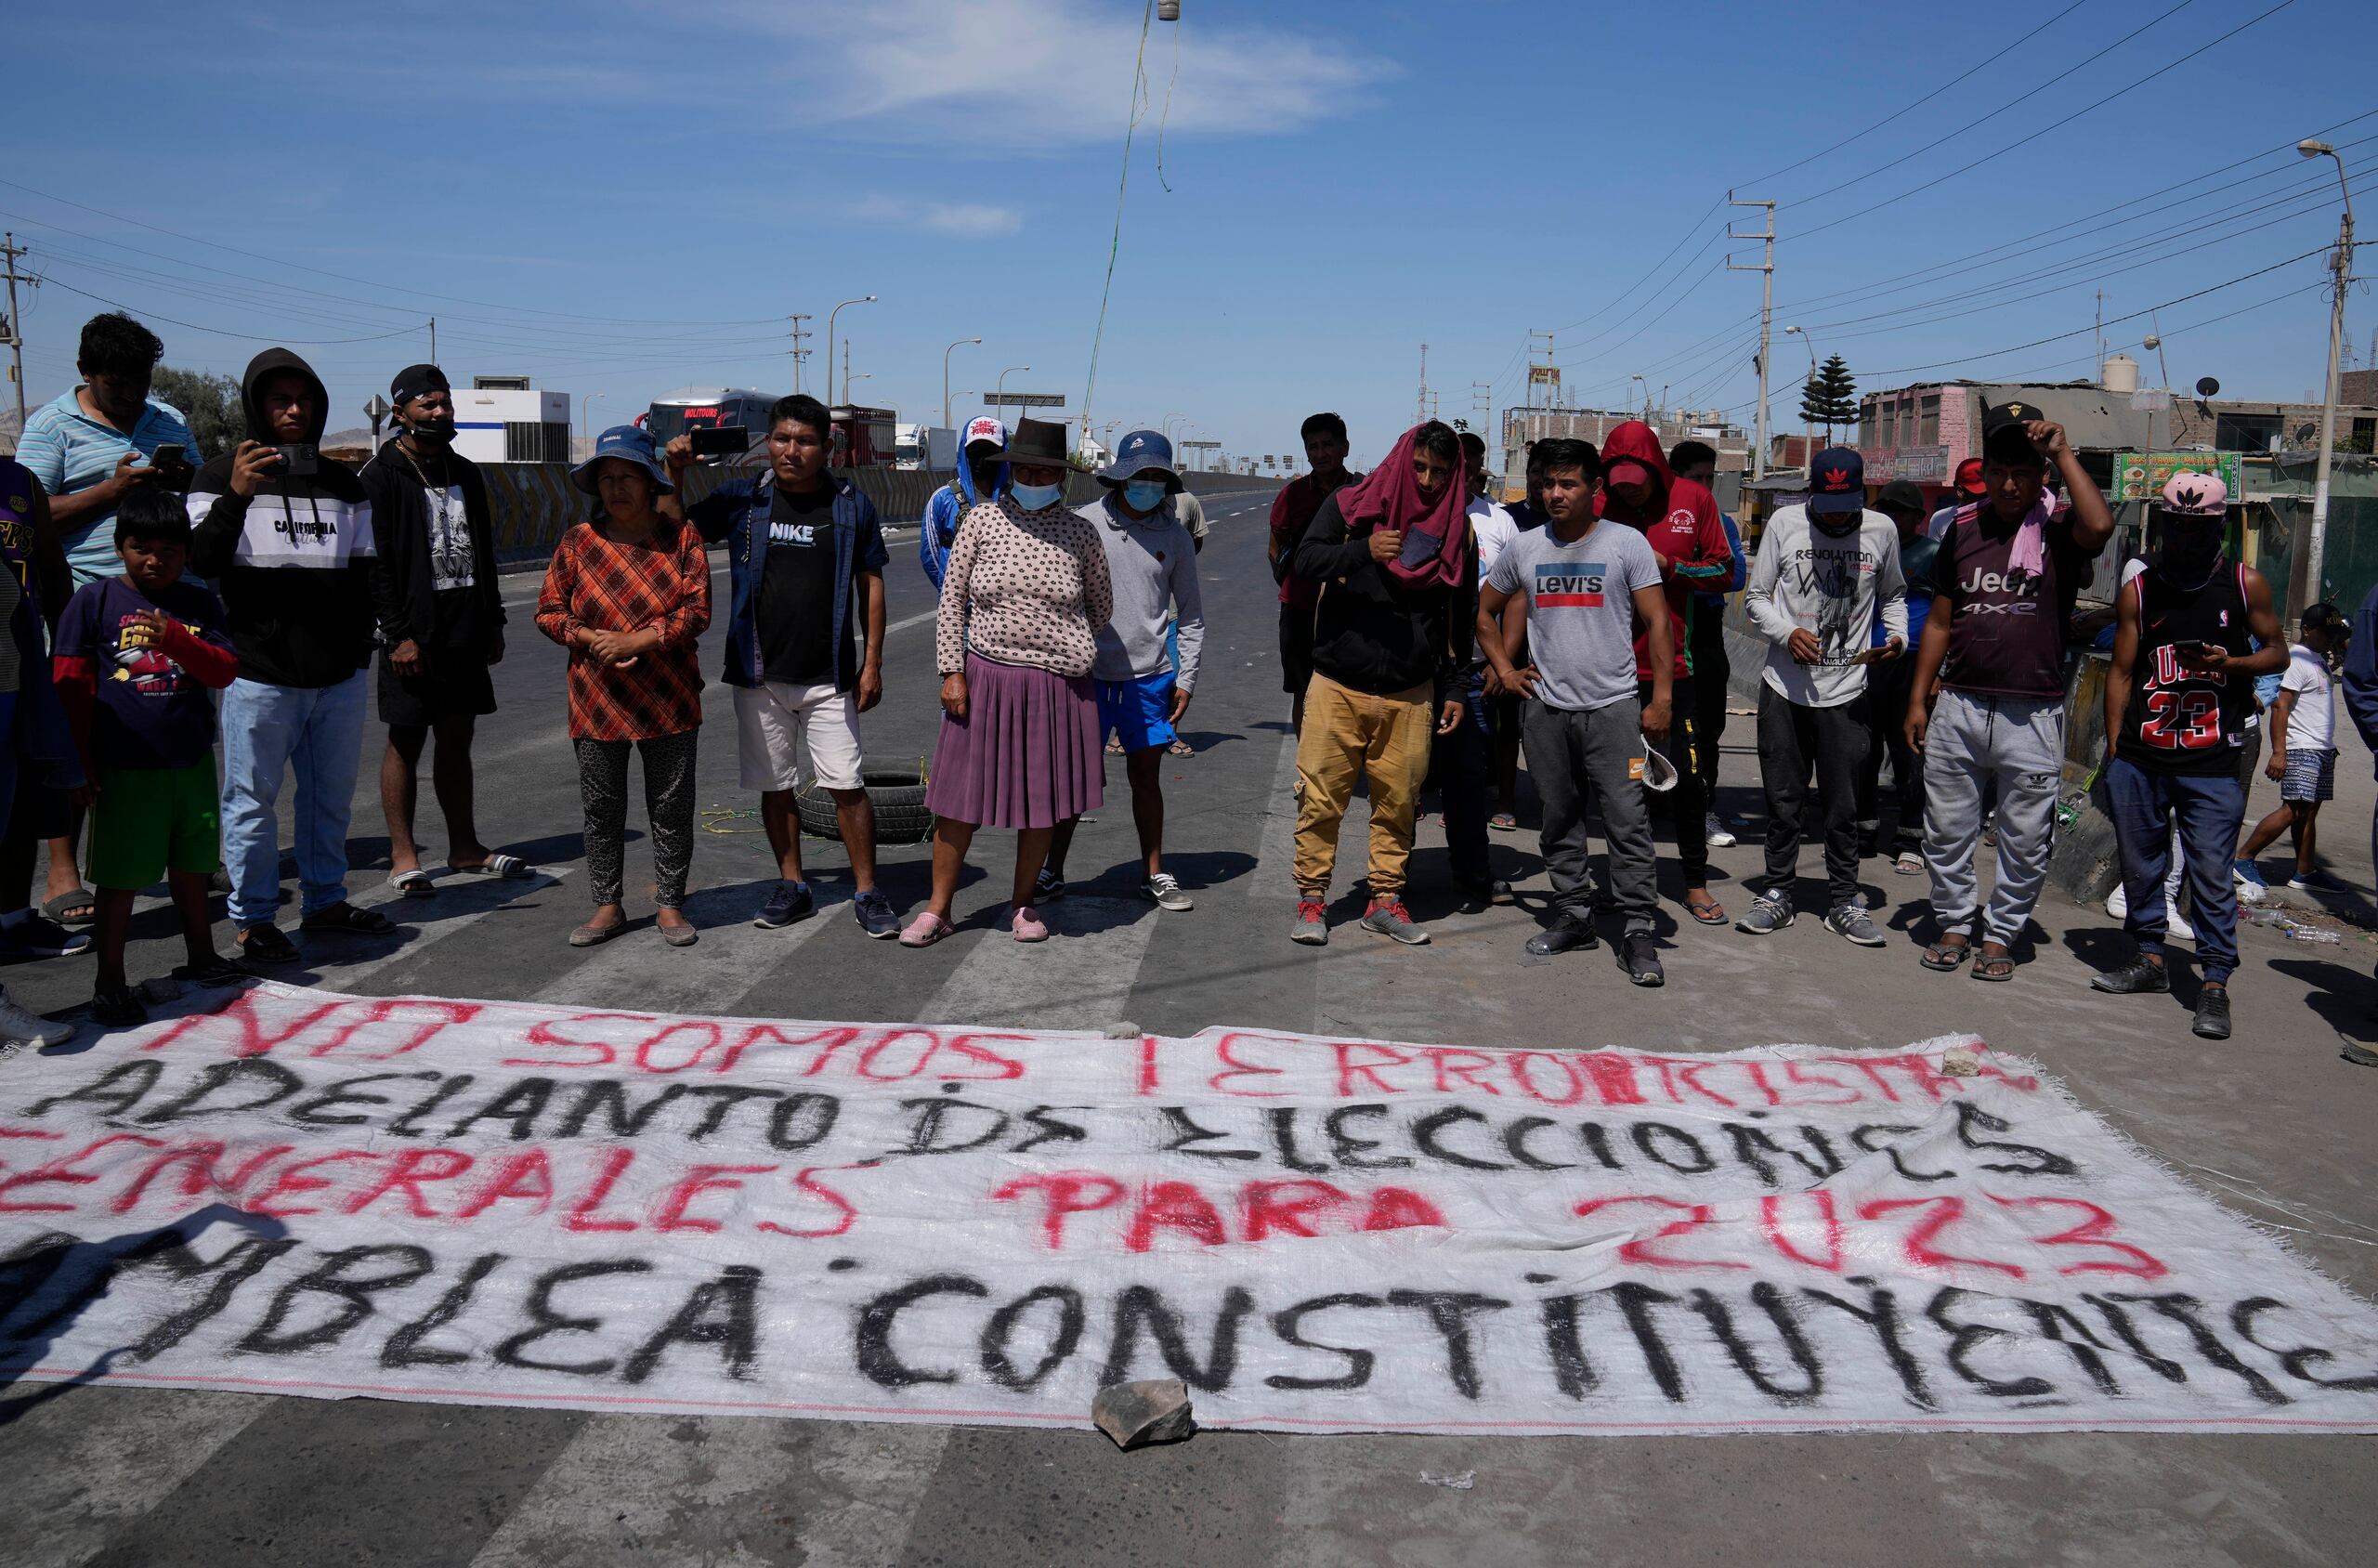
{"left": 466, "top": 1414, "right": 950, "bottom": 1568}
{"left": 0, "top": 1386, "right": 272, "bottom": 1568}
{"left": 1246, "top": 730, "right": 1299, "bottom": 906}
{"left": 914, "top": 892, "right": 1162, "bottom": 1032}
{"left": 529, "top": 890, "right": 840, "bottom": 1015}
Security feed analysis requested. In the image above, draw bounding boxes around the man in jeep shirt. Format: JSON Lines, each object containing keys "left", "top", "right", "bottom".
{"left": 1903, "top": 402, "right": 2112, "bottom": 981}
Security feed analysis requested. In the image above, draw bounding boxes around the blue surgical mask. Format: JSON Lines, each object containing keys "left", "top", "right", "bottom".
{"left": 1011, "top": 481, "right": 1064, "bottom": 511}
{"left": 1122, "top": 479, "right": 1169, "bottom": 512}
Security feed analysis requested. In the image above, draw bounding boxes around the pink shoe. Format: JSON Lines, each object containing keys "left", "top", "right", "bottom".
{"left": 898, "top": 911, "right": 954, "bottom": 947}
{"left": 1011, "top": 905, "right": 1050, "bottom": 943}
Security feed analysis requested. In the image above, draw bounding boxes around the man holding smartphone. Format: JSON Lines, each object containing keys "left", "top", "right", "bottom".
{"left": 189, "top": 347, "right": 387, "bottom": 964}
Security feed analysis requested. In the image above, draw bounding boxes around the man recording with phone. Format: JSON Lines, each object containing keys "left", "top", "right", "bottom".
{"left": 189, "top": 347, "right": 387, "bottom": 964}
{"left": 362, "top": 364, "right": 511, "bottom": 895}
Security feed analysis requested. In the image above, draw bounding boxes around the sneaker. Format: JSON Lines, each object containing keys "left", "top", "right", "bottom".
{"left": 172, "top": 953, "right": 249, "bottom": 987}
{"left": 754, "top": 881, "right": 815, "bottom": 929}
{"left": 1735, "top": 894, "right": 1794, "bottom": 935}
{"left": 1825, "top": 904, "right": 1888, "bottom": 947}
{"left": 2289, "top": 868, "right": 2351, "bottom": 895}
{"left": 1012, "top": 905, "right": 1050, "bottom": 943}
{"left": 2193, "top": 985, "right": 2232, "bottom": 1040}
{"left": 0, "top": 989, "right": 74, "bottom": 1052}
{"left": 1705, "top": 813, "right": 1738, "bottom": 849}
{"left": 1290, "top": 898, "right": 1328, "bottom": 946}
{"left": 1359, "top": 896, "right": 1430, "bottom": 946}
{"left": 3, "top": 913, "right": 92, "bottom": 959}
{"left": 2232, "top": 859, "right": 2269, "bottom": 900}
{"left": 1524, "top": 912, "right": 1600, "bottom": 956}
{"left": 2165, "top": 910, "right": 2197, "bottom": 944}
{"left": 2089, "top": 958, "right": 2171, "bottom": 995}
{"left": 90, "top": 983, "right": 147, "bottom": 1028}
{"left": 1033, "top": 868, "right": 1067, "bottom": 904}
{"left": 1615, "top": 929, "right": 1665, "bottom": 987}
{"left": 851, "top": 890, "right": 900, "bottom": 939}
{"left": 1894, "top": 850, "right": 1925, "bottom": 877}
{"left": 236, "top": 922, "right": 299, "bottom": 966}
{"left": 1143, "top": 872, "right": 1195, "bottom": 911}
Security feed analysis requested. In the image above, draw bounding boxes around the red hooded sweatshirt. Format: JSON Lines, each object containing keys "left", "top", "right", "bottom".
{"left": 1595, "top": 421, "right": 1733, "bottom": 682}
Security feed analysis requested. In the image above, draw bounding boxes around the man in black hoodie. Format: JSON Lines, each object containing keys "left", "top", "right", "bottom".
{"left": 361, "top": 364, "right": 510, "bottom": 894}
{"left": 189, "top": 348, "right": 388, "bottom": 964}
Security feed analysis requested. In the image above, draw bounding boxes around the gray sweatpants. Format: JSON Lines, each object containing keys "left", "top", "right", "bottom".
{"left": 1522, "top": 695, "right": 1656, "bottom": 931}
{"left": 1921, "top": 689, "right": 2065, "bottom": 946}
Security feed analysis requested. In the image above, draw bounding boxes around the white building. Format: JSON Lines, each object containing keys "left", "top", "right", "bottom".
{"left": 452, "top": 386, "right": 571, "bottom": 464}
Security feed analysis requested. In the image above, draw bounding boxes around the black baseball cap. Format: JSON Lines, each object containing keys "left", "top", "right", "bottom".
{"left": 1980, "top": 400, "right": 2045, "bottom": 464}
{"left": 1875, "top": 478, "right": 1927, "bottom": 516}
{"left": 391, "top": 363, "right": 451, "bottom": 407}
{"left": 1808, "top": 446, "right": 1864, "bottom": 515}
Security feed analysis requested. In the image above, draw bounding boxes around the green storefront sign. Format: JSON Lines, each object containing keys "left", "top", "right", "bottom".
{"left": 2109, "top": 451, "right": 2243, "bottom": 503}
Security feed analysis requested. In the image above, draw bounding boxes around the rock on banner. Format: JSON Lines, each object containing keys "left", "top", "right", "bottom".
{"left": 3, "top": 983, "right": 2374, "bottom": 1436}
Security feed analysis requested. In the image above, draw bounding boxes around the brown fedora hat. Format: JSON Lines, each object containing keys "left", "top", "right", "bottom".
{"left": 1001, "top": 417, "right": 1084, "bottom": 472}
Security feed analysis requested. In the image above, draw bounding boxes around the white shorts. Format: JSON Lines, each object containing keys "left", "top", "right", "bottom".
{"left": 735, "top": 681, "right": 863, "bottom": 792}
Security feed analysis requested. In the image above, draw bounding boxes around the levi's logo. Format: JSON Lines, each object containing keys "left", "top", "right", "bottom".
{"left": 1534, "top": 561, "right": 1605, "bottom": 608}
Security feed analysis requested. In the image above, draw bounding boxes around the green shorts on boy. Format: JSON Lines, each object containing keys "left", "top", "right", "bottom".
{"left": 54, "top": 497, "right": 243, "bottom": 1024}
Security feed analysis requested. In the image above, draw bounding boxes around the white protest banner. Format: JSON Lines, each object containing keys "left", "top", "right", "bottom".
{"left": 3, "top": 982, "right": 2375, "bottom": 1435}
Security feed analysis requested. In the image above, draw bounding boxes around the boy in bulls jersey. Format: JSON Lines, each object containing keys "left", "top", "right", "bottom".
{"left": 53, "top": 487, "right": 243, "bottom": 1025}
{"left": 2091, "top": 472, "right": 2284, "bottom": 1039}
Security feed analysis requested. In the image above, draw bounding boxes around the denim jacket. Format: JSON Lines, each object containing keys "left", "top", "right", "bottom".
{"left": 686, "top": 472, "right": 888, "bottom": 691}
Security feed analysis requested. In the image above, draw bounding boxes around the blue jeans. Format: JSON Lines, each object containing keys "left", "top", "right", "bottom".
{"left": 2105, "top": 756, "right": 2243, "bottom": 984}
{"left": 220, "top": 673, "right": 368, "bottom": 927}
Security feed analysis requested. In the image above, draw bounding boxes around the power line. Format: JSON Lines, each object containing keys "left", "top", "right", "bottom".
{"left": 37, "top": 276, "right": 427, "bottom": 346}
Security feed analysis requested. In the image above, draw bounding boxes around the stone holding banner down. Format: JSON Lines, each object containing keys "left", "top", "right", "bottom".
{"left": 2, "top": 983, "right": 2375, "bottom": 1438}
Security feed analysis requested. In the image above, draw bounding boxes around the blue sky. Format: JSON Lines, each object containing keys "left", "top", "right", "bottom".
{"left": 5, "top": 0, "right": 2371, "bottom": 469}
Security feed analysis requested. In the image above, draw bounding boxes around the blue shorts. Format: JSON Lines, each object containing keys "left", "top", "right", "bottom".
{"left": 2281, "top": 747, "right": 2336, "bottom": 804}
{"left": 1097, "top": 671, "right": 1178, "bottom": 752}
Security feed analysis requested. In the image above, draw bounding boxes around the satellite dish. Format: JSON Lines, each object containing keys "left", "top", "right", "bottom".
{"left": 2295, "top": 422, "right": 2318, "bottom": 443}
{"left": 2195, "top": 376, "right": 2220, "bottom": 399}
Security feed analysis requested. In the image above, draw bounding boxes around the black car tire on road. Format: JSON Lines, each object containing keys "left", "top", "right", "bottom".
{"left": 798, "top": 766, "right": 934, "bottom": 843}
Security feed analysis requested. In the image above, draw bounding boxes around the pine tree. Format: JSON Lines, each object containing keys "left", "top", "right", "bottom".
{"left": 1797, "top": 354, "right": 1859, "bottom": 441}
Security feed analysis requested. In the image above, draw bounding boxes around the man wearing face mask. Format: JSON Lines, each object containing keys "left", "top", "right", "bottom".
{"left": 2090, "top": 473, "right": 2284, "bottom": 1039}
{"left": 189, "top": 347, "right": 387, "bottom": 963}
{"left": 362, "top": 365, "right": 511, "bottom": 895}
{"left": 1041, "top": 429, "right": 1205, "bottom": 910}
{"left": 1904, "top": 402, "right": 2113, "bottom": 983}
{"left": 921, "top": 416, "right": 1008, "bottom": 595}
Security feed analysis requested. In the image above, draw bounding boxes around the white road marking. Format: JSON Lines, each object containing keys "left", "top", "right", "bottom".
{"left": 305, "top": 869, "right": 575, "bottom": 993}
{"left": 1247, "top": 729, "right": 1299, "bottom": 904}
{"left": 529, "top": 883, "right": 842, "bottom": 1017}
{"left": 468, "top": 1414, "right": 950, "bottom": 1568}
{"left": 0, "top": 1387, "right": 271, "bottom": 1568}
{"left": 914, "top": 890, "right": 1163, "bottom": 1032}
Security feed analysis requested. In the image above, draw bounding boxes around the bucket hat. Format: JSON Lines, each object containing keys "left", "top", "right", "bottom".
{"left": 572, "top": 425, "right": 674, "bottom": 495}
{"left": 1099, "top": 427, "right": 1182, "bottom": 490}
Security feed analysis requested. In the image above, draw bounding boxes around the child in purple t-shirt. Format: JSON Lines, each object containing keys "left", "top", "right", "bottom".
{"left": 53, "top": 488, "right": 242, "bottom": 1026}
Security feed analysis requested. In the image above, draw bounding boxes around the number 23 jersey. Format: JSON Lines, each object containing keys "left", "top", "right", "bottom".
{"left": 2117, "top": 560, "right": 2254, "bottom": 775}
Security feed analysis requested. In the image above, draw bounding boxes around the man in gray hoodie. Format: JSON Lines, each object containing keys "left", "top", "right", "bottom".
{"left": 1739, "top": 447, "right": 1907, "bottom": 947}
{"left": 1043, "top": 429, "right": 1205, "bottom": 911}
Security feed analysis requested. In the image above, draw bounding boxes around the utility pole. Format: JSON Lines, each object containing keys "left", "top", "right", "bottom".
{"left": 789, "top": 314, "right": 812, "bottom": 395}
{"left": 1471, "top": 381, "right": 1491, "bottom": 444}
{"left": 841, "top": 341, "right": 852, "bottom": 406}
{"left": 2094, "top": 290, "right": 2105, "bottom": 374}
{"left": 1417, "top": 343, "right": 1429, "bottom": 427}
{"left": 1729, "top": 194, "right": 1775, "bottom": 480}
{"left": 2301, "top": 137, "right": 2356, "bottom": 615}
{"left": 428, "top": 316, "right": 437, "bottom": 364}
{"left": 1, "top": 233, "right": 34, "bottom": 434}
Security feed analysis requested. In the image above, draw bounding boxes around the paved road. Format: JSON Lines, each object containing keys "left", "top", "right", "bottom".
{"left": 4, "top": 490, "right": 2373, "bottom": 1566}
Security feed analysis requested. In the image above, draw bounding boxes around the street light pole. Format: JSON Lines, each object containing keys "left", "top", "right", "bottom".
{"left": 581, "top": 391, "right": 606, "bottom": 443}
{"left": 1630, "top": 375, "right": 1645, "bottom": 420}
{"left": 826, "top": 296, "right": 875, "bottom": 407}
{"left": 942, "top": 338, "right": 981, "bottom": 429}
{"left": 2301, "top": 138, "right": 2356, "bottom": 613}
{"left": 996, "top": 365, "right": 1029, "bottom": 410}
{"left": 1784, "top": 325, "right": 1818, "bottom": 450}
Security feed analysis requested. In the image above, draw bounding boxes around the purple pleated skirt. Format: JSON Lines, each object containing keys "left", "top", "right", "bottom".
{"left": 926, "top": 653, "right": 1105, "bottom": 830}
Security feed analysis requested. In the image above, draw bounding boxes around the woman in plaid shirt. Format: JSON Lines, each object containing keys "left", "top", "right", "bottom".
{"left": 537, "top": 426, "right": 712, "bottom": 948}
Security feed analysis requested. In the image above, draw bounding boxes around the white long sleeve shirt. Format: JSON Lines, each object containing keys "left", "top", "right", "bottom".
{"left": 1744, "top": 504, "right": 1908, "bottom": 708}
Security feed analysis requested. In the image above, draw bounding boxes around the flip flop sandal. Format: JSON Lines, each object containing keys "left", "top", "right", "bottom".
{"left": 1972, "top": 954, "right": 2016, "bottom": 982}
{"left": 41, "top": 891, "right": 97, "bottom": 927}
{"left": 1105, "top": 737, "right": 1126, "bottom": 755}
{"left": 454, "top": 854, "right": 531, "bottom": 879}
{"left": 1921, "top": 939, "right": 1971, "bottom": 972}
{"left": 1168, "top": 738, "right": 1194, "bottom": 757}
{"left": 1685, "top": 896, "right": 1728, "bottom": 926}
{"left": 388, "top": 869, "right": 437, "bottom": 897}
{"left": 1489, "top": 814, "right": 1520, "bottom": 832}
{"left": 300, "top": 905, "right": 397, "bottom": 935}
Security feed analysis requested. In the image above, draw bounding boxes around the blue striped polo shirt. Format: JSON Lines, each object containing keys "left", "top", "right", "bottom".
{"left": 14, "top": 388, "right": 201, "bottom": 585}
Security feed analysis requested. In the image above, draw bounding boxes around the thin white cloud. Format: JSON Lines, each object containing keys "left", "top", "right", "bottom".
{"left": 850, "top": 194, "right": 1023, "bottom": 238}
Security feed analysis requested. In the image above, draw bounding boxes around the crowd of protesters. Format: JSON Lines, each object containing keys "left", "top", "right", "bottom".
{"left": 0, "top": 309, "right": 2365, "bottom": 1057}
